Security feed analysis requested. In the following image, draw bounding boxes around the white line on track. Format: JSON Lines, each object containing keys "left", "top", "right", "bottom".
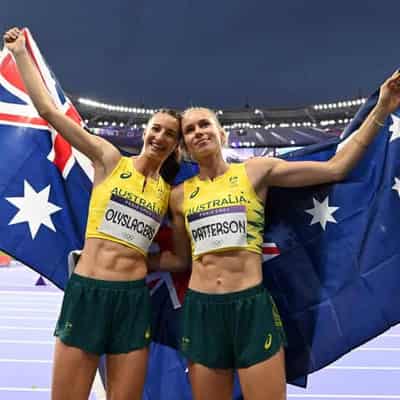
{"left": 0, "top": 387, "right": 50, "bottom": 392}
{"left": 357, "top": 347, "right": 400, "bottom": 352}
{"left": 0, "top": 284, "right": 49, "bottom": 288}
{"left": 0, "top": 307, "right": 58, "bottom": 313}
{"left": 0, "top": 316, "right": 56, "bottom": 321}
{"left": 0, "top": 290, "right": 61, "bottom": 296}
{"left": 0, "top": 298, "right": 61, "bottom": 306}
{"left": 327, "top": 366, "right": 400, "bottom": 371}
{"left": 0, "top": 325, "right": 53, "bottom": 331}
{"left": 0, "top": 358, "right": 52, "bottom": 363}
{"left": 288, "top": 395, "right": 400, "bottom": 399}
{"left": 0, "top": 339, "right": 53, "bottom": 344}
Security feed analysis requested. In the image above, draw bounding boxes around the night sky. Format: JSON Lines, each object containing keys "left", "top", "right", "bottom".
{"left": 1, "top": 0, "right": 399, "bottom": 109}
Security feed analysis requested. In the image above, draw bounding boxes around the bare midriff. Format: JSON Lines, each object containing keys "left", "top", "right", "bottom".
{"left": 74, "top": 237, "right": 148, "bottom": 281}
{"left": 189, "top": 250, "right": 263, "bottom": 294}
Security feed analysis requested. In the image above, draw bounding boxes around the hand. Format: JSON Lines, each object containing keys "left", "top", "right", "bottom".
{"left": 377, "top": 70, "right": 400, "bottom": 115}
{"left": 3, "top": 27, "right": 26, "bottom": 55}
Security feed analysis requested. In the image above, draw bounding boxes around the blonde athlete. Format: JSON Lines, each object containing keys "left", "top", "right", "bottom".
{"left": 157, "top": 72, "right": 400, "bottom": 399}
{"left": 4, "top": 28, "right": 181, "bottom": 400}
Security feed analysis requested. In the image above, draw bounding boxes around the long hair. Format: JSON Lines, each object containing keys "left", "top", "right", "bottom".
{"left": 153, "top": 108, "right": 182, "bottom": 184}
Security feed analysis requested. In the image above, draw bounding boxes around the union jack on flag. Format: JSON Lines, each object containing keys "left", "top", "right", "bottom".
{"left": 0, "top": 28, "right": 93, "bottom": 287}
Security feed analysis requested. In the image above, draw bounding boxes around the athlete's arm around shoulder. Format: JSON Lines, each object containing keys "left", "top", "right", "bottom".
{"left": 4, "top": 27, "right": 120, "bottom": 178}
{"left": 148, "top": 184, "right": 192, "bottom": 272}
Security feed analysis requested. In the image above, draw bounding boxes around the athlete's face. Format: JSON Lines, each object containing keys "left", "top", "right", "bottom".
{"left": 142, "top": 113, "right": 180, "bottom": 161}
{"left": 182, "top": 109, "right": 226, "bottom": 160}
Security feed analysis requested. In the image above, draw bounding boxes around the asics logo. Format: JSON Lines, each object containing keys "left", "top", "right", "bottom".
{"left": 120, "top": 172, "right": 132, "bottom": 179}
{"left": 190, "top": 187, "right": 200, "bottom": 199}
{"left": 264, "top": 333, "right": 272, "bottom": 350}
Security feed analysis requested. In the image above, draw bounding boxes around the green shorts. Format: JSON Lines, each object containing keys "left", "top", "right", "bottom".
{"left": 54, "top": 273, "right": 151, "bottom": 355}
{"left": 181, "top": 284, "right": 286, "bottom": 369}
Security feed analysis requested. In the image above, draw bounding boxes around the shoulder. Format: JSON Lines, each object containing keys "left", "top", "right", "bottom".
{"left": 245, "top": 156, "right": 279, "bottom": 175}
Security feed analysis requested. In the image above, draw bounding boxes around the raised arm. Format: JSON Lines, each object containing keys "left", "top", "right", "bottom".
{"left": 3, "top": 27, "right": 119, "bottom": 171}
{"left": 246, "top": 70, "right": 400, "bottom": 188}
{"left": 148, "top": 185, "right": 192, "bottom": 272}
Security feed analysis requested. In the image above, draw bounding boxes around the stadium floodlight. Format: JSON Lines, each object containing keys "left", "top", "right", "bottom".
{"left": 77, "top": 97, "right": 155, "bottom": 114}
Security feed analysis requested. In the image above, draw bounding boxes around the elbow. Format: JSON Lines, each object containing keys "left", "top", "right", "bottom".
{"left": 328, "top": 160, "right": 347, "bottom": 182}
{"left": 37, "top": 104, "right": 57, "bottom": 121}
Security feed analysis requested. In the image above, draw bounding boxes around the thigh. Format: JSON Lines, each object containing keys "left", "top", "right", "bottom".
{"left": 182, "top": 290, "right": 234, "bottom": 369}
{"left": 237, "top": 347, "right": 286, "bottom": 400}
{"left": 106, "top": 347, "right": 149, "bottom": 400}
{"left": 189, "top": 361, "right": 234, "bottom": 400}
{"left": 51, "top": 338, "right": 100, "bottom": 400}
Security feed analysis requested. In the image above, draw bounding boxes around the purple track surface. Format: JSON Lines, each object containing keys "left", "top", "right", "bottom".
{"left": 1, "top": 263, "right": 399, "bottom": 399}
{"left": 0, "top": 263, "right": 97, "bottom": 399}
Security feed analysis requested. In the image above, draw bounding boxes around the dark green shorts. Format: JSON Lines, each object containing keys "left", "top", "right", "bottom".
{"left": 181, "top": 284, "right": 286, "bottom": 369}
{"left": 54, "top": 273, "right": 151, "bottom": 355}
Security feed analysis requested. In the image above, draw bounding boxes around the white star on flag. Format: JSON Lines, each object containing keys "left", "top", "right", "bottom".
{"left": 5, "top": 180, "right": 62, "bottom": 239}
{"left": 389, "top": 114, "right": 400, "bottom": 142}
{"left": 305, "top": 196, "right": 339, "bottom": 231}
{"left": 392, "top": 177, "right": 400, "bottom": 198}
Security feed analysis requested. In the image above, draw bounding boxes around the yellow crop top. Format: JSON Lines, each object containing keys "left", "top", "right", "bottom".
{"left": 183, "top": 163, "right": 264, "bottom": 259}
{"left": 86, "top": 156, "right": 170, "bottom": 256}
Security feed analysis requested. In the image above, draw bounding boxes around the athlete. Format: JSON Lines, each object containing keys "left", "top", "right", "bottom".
{"left": 159, "top": 71, "right": 400, "bottom": 400}
{"left": 4, "top": 27, "right": 181, "bottom": 400}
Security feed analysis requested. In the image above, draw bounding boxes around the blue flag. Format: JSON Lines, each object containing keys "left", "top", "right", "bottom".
{"left": 263, "top": 91, "right": 400, "bottom": 381}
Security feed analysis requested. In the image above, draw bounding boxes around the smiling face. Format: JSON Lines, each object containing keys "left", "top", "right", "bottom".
{"left": 142, "top": 111, "right": 181, "bottom": 163}
{"left": 181, "top": 108, "right": 226, "bottom": 161}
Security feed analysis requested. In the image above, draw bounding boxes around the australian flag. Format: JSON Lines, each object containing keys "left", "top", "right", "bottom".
{"left": 263, "top": 90, "right": 400, "bottom": 383}
{"left": 0, "top": 28, "right": 93, "bottom": 288}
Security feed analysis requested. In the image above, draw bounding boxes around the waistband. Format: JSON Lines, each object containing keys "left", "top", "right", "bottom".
{"left": 186, "top": 283, "right": 265, "bottom": 303}
{"left": 69, "top": 273, "right": 146, "bottom": 290}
